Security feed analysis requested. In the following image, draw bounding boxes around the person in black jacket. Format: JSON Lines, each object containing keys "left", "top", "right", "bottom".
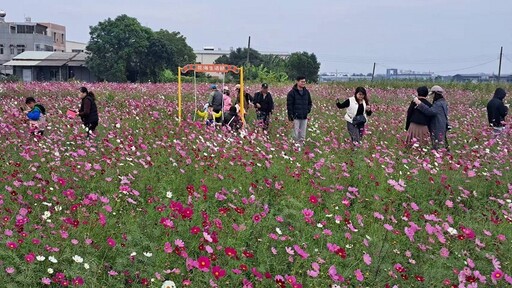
{"left": 405, "top": 86, "right": 432, "bottom": 147}
{"left": 487, "top": 88, "right": 508, "bottom": 137}
{"left": 287, "top": 76, "right": 313, "bottom": 146}
{"left": 253, "top": 83, "right": 274, "bottom": 132}
{"left": 78, "top": 87, "right": 99, "bottom": 138}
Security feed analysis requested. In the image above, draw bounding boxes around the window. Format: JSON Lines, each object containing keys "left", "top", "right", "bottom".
{"left": 53, "top": 32, "right": 57, "bottom": 42}
{"left": 35, "top": 44, "right": 41, "bottom": 51}
{"left": 10, "top": 26, "right": 16, "bottom": 34}
{"left": 61, "top": 33, "right": 65, "bottom": 44}
{"left": 0, "top": 44, "right": 3, "bottom": 55}
{"left": 16, "top": 25, "right": 34, "bottom": 34}
{"left": 17, "top": 44, "right": 25, "bottom": 54}
{"left": 10, "top": 45, "right": 14, "bottom": 54}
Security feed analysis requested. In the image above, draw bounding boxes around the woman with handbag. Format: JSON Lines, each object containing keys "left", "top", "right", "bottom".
{"left": 413, "top": 85, "right": 450, "bottom": 150}
{"left": 336, "top": 87, "right": 373, "bottom": 143}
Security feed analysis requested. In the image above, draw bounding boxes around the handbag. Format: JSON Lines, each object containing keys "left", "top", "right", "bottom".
{"left": 352, "top": 114, "right": 366, "bottom": 126}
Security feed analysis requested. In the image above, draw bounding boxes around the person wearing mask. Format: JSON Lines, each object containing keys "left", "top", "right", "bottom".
{"left": 287, "top": 76, "right": 313, "bottom": 146}
{"left": 78, "top": 87, "right": 99, "bottom": 138}
{"left": 486, "top": 88, "right": 508, "bottom": 137}
{"left": 253, "top": 83, "right": 274, "bottom": 132}
{"left": 413, "top": 85, "right": 449, "bottom": 150}
{"left": 405, "top": 86, "right": 432, "bottom": 146}
{"left": 336, "top": 87, "right": 373, "bottom": 144}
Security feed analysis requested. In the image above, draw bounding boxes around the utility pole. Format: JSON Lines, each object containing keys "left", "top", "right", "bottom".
{"left": 371, "top": 62, "right": 376, "bottom": 82}
{"left": 497, "top": 46, "right": 503, "bottom": 83}
{"left": 246, "top": 36, "right": 251, "bottom": 66}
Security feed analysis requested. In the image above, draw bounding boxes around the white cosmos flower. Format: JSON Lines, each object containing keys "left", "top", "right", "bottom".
{"left": 72, "top": 255, "right": 83, "bottom": 263}
{"left": 36, "top": 255, "right": 45, "bottom": 261}
{"left": 166, "top": 191, "right": 173, "bottom": 198}
{"left": 143, "top": 252, "right": 153, "bottom": 257}
{"left": 276, "top": 227, "right": 282, "bottom": 235}
{"left": 84, "top": 263, "right": 90, "bottom": 269}
{"left": 161, "top": 280, "right": 177, "bottom": 288}
{"left": 48, "top": 256, "right": 58, "bottom": 263}
{"left": 47, "top": 268, "right": 54, "bottom": 274}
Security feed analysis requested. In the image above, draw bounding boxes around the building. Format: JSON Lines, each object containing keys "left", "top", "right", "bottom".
{"left": 0, "top": 10, "right": 66, "bottom": 75}
{"left": 3, "top": 51, "right": 96, "bottom": 82}
{"left": 386, "top": 68, "right": 435, "bottom": 80}
{"left": 39, "top": 22, "right": 66, "bottom": 52}
{"left": 66, "top": 40, "right": 87, "bottom": 53}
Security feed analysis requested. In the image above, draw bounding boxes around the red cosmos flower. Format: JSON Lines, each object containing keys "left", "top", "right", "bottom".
{"left": 309, "top": 195, "right": 319, "bottom": 204}
{"left": 186, "top": 184, "right": 195, "bottom": 195}
{"left": 234, "top": 207, "right": 245, "bottom": 215}
{"left": 72, "top": 277, "right": 84, "bottom": 286}
{"left": 140, "top": 278, "right": 150, "bottom": 286}
{"left": 211, "top": 266, "right": 226, "bottom": 280}
{"left": 218, "top": 207, "right": 230, "bottom": 215}
{"left": 6, "top": 242, "right": 17, "bottom": 249}
{"left": 25, "top": 253, "right": 36, "bottom": 263}
{"left": 415, "top": 275, "right": 425, "bottom": 282}
{"left": 197, "top": 256, "right": 211, "bottom": 270}
{"left": 335, "top": 248, "right": 347, "bottom": 259}
{"left": 242, "top": 250, "right": 254, "bottom": 258}
{"left": 239, "top": 264, "right": 248, "bottom": 271}
{"left": 224, "top": 247, "right": 237, "bottom": 258}
{"left": 181, "top": 207, "right": 194, "bottom": 219}
{"left": 401, "top": 274, "right": 409, "bottom": 280}
{"left": 190, "top": 226, "right": 201, "bottom": 235}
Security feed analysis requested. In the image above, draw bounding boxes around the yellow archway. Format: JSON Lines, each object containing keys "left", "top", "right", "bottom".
{"left": 177, "top": 64, "right": 245, "bottom": 124}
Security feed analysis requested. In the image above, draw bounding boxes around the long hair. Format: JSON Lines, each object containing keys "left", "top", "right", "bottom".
{"left": 80, "top": 87, "right": 95, "bottom": 101}
{"left": 432, "top": 92, "right": 444, "bottom": 102}
{"left": 354, "top": 87, "right": 369, "bottom": 105}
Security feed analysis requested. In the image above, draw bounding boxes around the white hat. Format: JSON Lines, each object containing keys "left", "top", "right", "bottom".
{"left": 430, "top": 85, "right": 444, "bottom": 94}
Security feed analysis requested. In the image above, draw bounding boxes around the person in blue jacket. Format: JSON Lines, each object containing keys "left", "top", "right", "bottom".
{"left": 22, "top": 97, "right": 46, "bottom": 135}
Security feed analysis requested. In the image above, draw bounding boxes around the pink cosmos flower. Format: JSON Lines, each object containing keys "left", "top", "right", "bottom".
{"left": 354, "top": 269, "right": 364, "bottom": 281}
{"left": 25, "top": 253, "right": 36, "bottom": 263}
{"left": 106, "top": 237, "right": 116, "bottom": 247}
{"left": 491, "top": 270, "right": 503, "bottom": 281}
{"left": 363, "top": 253, "right": 372, "bottom": 265}
{"left": 293, "top": 245, "right": 309, "bottom": 259}
{"left": 41, "top": 277, "right": 52, "bottom": 285}
{"left": 302, "top": 209, "right": 314, "bottom": 218}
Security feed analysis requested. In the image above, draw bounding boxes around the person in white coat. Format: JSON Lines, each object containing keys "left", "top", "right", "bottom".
{"left": 336, "top": 87, "right": 373, "bottom": 143}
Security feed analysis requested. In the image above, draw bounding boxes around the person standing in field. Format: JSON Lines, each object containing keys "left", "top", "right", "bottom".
{"left": 287, "top": 76, "right": 313, "bottom": 146}
{"left": 336, "top": 87, "right": 373, "bottom": 144}
{"left": 78, "top": 87, "right": 99, "bottom": 138}
{"left": 22, "top": 97, "right": 46, "bottom": 136}
{"left": 234, "top": 84, "right": 252, "bottom": 114}
{"left": 207, "top": 84, "right": 223, "bottom": 124}
{"left": 405, "top": 86, "right": 432, "bottom": 147}
{"left": 413, "top": 85, "right": 449, "bottom": 150}
{"left": 253, "top": 83, "right": 274, "bottom": 132}
{"left": 222, "top": 86, "right": 232, "bottom": 113}
{"left": 486, "top": 88, "right": 508, "bottom": 137}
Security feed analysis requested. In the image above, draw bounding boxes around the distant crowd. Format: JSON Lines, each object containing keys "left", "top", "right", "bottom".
{"left": 21, "top": 79, "right": 508, "bottom": 151}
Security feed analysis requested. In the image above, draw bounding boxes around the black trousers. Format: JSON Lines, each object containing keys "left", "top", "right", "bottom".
{"left": 84, "top": 121, "right": 98, "bottom": 137}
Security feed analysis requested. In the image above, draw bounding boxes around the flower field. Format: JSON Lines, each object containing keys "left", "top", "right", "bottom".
{"left": 0, "top": 82, "right": 511, "bottom": 287}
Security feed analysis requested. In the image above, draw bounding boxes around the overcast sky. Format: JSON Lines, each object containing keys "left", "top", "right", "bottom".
{"left": 2, "top": 0, "right": 512, "bottom": 75}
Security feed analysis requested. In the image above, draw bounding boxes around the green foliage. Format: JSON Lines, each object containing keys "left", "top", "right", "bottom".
{"left": 0, "top": 74, "right": 21, "bottom": 83}
{"left": 86, "top": 15, "right": 195, "bottom": 83}
{"left": 214, "top": 48, "right": 263, "bottom": 67}
{"left": 286, "top": 51, "right": 321, "bottom": 83}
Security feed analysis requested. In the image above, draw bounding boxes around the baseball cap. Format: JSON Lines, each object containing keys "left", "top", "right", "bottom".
{"left": 261, "top": 83, "right": 269, "bottom": 89}
{"left": 210, "top": 84, "right": 217, "bottom": 89}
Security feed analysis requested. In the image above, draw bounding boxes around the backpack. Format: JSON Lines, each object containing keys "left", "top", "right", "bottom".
{"left": 35, "top": 104, "right": 46, "bottom": 115}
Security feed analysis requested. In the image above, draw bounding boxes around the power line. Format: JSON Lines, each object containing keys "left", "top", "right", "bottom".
{"left": 431, "top": 59, "right": 498, "bottom": 74}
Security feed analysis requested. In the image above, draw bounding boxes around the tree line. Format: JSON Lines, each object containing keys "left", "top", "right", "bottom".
{"left": 86, "top": 15, "right": 320, "bottom": 83}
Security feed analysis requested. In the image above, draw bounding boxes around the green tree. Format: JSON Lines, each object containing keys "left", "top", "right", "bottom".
{"left": 86, "top": 15, "right": 152, "bottom": 82}
{"left": 141, "top": 30, "right": 196, "bottom": 82}
{"left": 86, "top": 15, "right": 195, "bottom": 83}
{"left": 286, "top": 51, "right": 321, "bottom": 83}
{"left": 214, "top": 48, "right": 263, "bottom": 67}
